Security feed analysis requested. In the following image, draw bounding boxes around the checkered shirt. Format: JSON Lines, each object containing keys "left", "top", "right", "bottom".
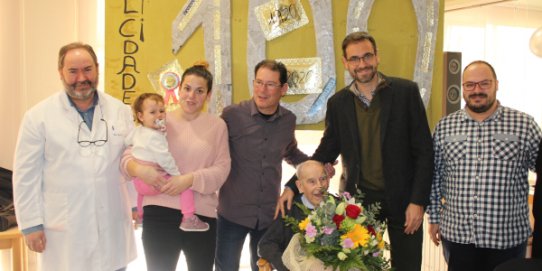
{"left": 427, "top": 105, "right": 542, "bottom": 249}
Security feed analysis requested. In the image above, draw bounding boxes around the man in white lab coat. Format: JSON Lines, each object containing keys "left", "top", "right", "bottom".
{"left": 13, "top": 42, "right": 137, "bottom": 270}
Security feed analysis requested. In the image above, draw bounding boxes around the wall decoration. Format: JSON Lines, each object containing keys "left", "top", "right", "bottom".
{"left": 305, "top": 77, "right": 336, "bottom": 120}
{"left": 277, "top": 57, "right": 322, "bottom": 95}
{"left": 255, "top": 0, "right": 309, "bottom": 41}
{"left": 106, "top": 1, "right": 442, "bottom": 127}
{"left": 346, "top": 0, "right": 439, "bottom": 107}
{"left": 171, "top": 0, "right": 232, "bottom": 114}
{"left": 108, "top": 0, "right": 146, "bottom": 105}
{"left": 147, "top": 59, "right": 183, "bottom": 112}
{"left": 247, "top": 0, "right": 336, "bottom": 124}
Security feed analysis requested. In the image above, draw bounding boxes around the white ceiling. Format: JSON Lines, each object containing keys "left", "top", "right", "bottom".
{"left": 445, "top": 0, "right": 542, "bottom": 12}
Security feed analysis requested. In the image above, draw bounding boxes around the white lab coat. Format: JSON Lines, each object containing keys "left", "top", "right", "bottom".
{"left": 13, "top": 91, "right": 137, "bottom": 271}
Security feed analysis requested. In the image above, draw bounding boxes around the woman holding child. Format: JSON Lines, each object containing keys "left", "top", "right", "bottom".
{"left": 122, "top": 61, "right": 230, "bottom": 271}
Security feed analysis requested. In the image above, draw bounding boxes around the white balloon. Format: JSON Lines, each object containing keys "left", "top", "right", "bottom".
{"left": 530, "top": 27, "right": 542, "bottom": 58}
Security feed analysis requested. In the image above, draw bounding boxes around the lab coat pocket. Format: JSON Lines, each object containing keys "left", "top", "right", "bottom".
{"left": 111, "top": 121, "right": 129, "bottom": 138}
{"left": 43, "top": 192, "right": 68, "bottom": 231}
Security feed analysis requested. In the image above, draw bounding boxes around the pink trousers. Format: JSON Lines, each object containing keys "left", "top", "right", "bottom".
{"left": 133, "top": 175, "right": 195, "bottom": 218}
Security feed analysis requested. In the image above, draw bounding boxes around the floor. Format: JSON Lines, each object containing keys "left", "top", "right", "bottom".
{"left": 0, "top": 226, "right": 253, "bottom": 271}
{"left": 0, "top": 225, "right": 533, "bottom": 271}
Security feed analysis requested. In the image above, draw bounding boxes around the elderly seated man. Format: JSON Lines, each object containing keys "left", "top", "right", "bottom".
{"left": 257, "top": 160, "right": 330, "bottom": 271}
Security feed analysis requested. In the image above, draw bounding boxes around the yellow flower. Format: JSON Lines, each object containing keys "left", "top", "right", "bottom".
{"left": 337, "top": 252, "right": 348, "bottom": 261}
{"left": 299, "top": 217, "right": 310, "bottom": 231}
{"left": 377, "top": 232, "right": 385, "bottom": 249}
{"left": 341, "top": 224, "right": 370, "bottom": 248}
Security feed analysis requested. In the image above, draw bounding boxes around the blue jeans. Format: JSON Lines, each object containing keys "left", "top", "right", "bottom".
{"left": 215, "top": 215, "right": 267, "bottom": 271}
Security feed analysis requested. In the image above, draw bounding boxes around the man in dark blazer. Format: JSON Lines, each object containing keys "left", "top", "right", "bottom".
{"left": 279, "top": 31, "right": 434, "bottom": 271}
{"left": 532, "top": 141, "right": 542, "bottom": 258}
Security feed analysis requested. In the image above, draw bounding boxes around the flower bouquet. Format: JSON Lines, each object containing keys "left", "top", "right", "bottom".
{"left": 283, "top": 192, "right": 391, "bottom": 271}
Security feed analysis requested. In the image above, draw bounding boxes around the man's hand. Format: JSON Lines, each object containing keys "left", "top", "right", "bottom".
{"left": 24, "top": 230, "right": 46, "bottom": 253}
{"left": 404, "top": 203, "right": 424, "bottom": 234}
{"left": 428, "top": 223, "right": 441, "bottom": 246}
{"left": 274, "top": 188, "right": 295, "bottom": 219}
{"left": 161, "top": 173, "right": 193, "bottom": 196}
{"left": 324, "top": 161, "right": 337, "bottom": 179}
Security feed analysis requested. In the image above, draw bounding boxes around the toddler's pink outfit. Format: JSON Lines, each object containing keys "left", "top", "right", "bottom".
{"left": 126, "top": 119, "right": 208, "bottom": 231}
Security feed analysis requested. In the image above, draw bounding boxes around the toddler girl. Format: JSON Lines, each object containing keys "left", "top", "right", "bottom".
{"left": 125, "top": 93, "right": 209, "bottom": 232}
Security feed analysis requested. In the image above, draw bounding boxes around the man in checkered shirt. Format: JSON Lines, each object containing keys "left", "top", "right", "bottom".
{"left": 427, "top": 60, "right": 542, "bottom": 271}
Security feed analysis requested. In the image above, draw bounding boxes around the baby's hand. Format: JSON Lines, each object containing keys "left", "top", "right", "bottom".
{"left": 154, "top": 119, "right": 166, "bottom": 132}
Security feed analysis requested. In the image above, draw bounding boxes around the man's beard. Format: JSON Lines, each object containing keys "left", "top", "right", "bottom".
{"left": 466, "top": 93, "right": 495, "bottom": 113}
{"left": 352, "top": 66, "right": 377, "bottom": 84}
{"left": 64, "top": 80, "right": 97, "bottom": 100}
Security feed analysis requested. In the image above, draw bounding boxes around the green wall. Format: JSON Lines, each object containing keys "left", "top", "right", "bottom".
{"left": 105, "top": 0, "right": 444, "bottom": 130}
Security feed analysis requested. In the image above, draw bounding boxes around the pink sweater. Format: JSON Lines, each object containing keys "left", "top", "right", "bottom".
{"left": 122, "top": 111, "right": 231, "bottom": 218}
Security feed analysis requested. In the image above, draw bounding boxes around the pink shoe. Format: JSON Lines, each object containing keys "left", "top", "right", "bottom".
{"left": 180, "top": 215, "right": 209, "bottom": 232}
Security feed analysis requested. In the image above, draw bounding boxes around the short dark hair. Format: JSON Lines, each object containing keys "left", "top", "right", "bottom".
{"left": 58, "top": 42, "right": 98, "bottom": 70}
{"left": 463, "top": 60, "right": 498, "bottom": 80}
{"left": 254, "top": 60, "right": 288, "bottom": 85}
{"left": 181, "top": 61, "right": 213, "bottom": 92}
{"left": 132, "top": 93, "right": 164, "bottom": 125}
{"left": 341, "top": 31, "right": 378, "bottom": 57}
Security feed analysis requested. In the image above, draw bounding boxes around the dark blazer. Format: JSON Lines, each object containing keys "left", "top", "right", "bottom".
{"left": 532, "top": 141, "right": 542, "bottom": 258}
{"left": 289, "top": 73, "right": 433, "bottom": 221}
{"left": 258, "top": 195, "right": 307, "bottom": 271}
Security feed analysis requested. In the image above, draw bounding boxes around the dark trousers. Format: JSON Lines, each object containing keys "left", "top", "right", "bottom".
{"left": 363, "top": 189, "right": 423, "bottom": 271}
{"left": 215, "top": 215, "right": 267, "bottom": 271}
{"left": 533, "top": 205, "right": 542, "bottom": 258}
{"left": 532, "top": 155, "right": 542, "bottom": 259}
{"left": 441, "top": 237, "right": 527, "bottom": 271}
{"left": 141, "top": 205, "right": 217, "bottom": 271}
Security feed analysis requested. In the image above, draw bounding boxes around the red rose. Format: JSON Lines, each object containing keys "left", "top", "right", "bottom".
{"left": 345, "top": 204, "right": 362, "bottom": 219}
{"left": 333, "top": 214, "right": 345, "bottom": 229}
{"left": 367, "top": 225, "right": 376, "bottom": 236}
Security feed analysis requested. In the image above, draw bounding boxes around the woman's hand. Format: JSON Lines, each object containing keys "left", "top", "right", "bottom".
{"left": 127, "top": 160, "right": 167, "bottom": 188}
{"left": 161, "top": 173, "right": 194, "bottom": 196}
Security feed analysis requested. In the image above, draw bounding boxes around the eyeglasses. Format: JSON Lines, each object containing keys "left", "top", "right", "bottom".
{"left": 77, "top": 118, "right": 108, "bottom": 147}
{"left": 462, "top": 80, "right": 493, "bottom": 91}
{"left": 254, "top": 79, "right": 282, "bottom": 90}
{"left": 346, "top": 52, "right": 375, "bottom": 64}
